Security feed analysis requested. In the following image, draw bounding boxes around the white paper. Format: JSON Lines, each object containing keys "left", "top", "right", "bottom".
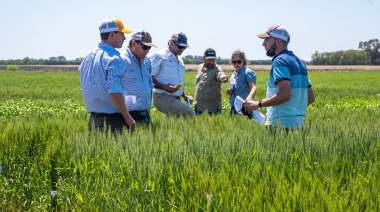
{"left": 252, "top": 110, "right": 265, "bottom": 124}
{"left": 124, "top": 95, "right": 136, "bottom": 108}
{"left": 51, "top": 190, "right": 57, "bottom": 197}
{"left": 234, "top": 96, "right": 244, "bottom": 114}
{"left": 234, "top": 96, "right": 266, "bottom": 124}
{"left": 229, "top": 73, "right": 236, "bottom": 89}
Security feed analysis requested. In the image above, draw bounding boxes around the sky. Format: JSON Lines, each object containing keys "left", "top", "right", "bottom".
{"left": 1, "top": 0, "right": 379, "bottom": 62}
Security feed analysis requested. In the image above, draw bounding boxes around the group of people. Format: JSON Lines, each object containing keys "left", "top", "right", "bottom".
{"left": 79, "top": 18, "right": 315, "bottom": 134}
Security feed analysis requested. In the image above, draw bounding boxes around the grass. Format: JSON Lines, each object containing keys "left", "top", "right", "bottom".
{"left": 0, "top": 70, "right": 379, "bottom": 211}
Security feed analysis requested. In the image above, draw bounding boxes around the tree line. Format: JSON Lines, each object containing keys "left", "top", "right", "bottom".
{"left": 0, "top": 39, "right": 378, "bottom": 66}
{"left": 311, "top": 39, "right": 380, "bottom": 65}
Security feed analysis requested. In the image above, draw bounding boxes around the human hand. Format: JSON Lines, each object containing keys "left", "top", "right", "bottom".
{"left": 226, "top": 88, "right": 234, "bottom": 95}
{"left": 164, "top": 84, "right": 179, "bottom": 93}
{"left": 220, "top": 74, "right": 228, "bottom": 83}
{"left": 124, "top": 115, "right": 136, "bottom": 131}
{"left": 242, "top": 100, "right": 259, "bottom": 114}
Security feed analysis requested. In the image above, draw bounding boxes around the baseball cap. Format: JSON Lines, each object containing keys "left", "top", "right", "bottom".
{"left": 99, "top": 18, "right": 133, "bottom": 34}
{"left": 204, "top": 48, "right": 216, "bottom": 59}
{"left": 171, "top": 32, "right": 189, "bottom": 48}
{"left": 257, "top": 24, "right": 290, "bottom": 43}
{"left": 132, "top": 31, "right": 157, "bottom": 47}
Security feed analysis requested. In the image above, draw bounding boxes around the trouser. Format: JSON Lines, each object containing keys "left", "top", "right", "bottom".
{"left": 153, "top": 92, "right": 194, "bottom": 118}
{"left": 129, "top": 110, "right": 151, "bottom": 125}
{"left": 194, "top": 105, "right": 221, "bottom": 115}
{"left": 88, "top": 112, "right": 127, "bottom": 134}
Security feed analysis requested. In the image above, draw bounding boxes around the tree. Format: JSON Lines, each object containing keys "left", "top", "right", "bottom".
{"left": 358, "top": 39, "right": 380, "bottom": 65}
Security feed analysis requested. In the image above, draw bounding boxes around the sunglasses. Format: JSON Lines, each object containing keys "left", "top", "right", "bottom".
{"left": 136, "top": 41, "right": 151, "bottom": 50}
{"left": 175, "top": 42, "right": 187, "bottom": 50}
{"left": 232, "top": 60, "right": 243, "bottom": 64}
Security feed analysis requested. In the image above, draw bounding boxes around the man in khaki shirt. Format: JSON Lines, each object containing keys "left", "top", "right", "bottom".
{"left": 194, "top": 48, "right": 229, "bottom": 115}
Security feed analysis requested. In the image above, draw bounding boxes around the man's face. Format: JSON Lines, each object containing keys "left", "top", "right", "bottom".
{"left": 133, "top": 41, "right": 150, "bottom": 59}
{"left": 204, "top": 58, "right": 216, "bottom": 68}
{"left": 263, "top": 37, "right": 276, "bottom": 57}
{"left": 112, "top": 31, "right": 126, "bottom": 49}
{"left": 169, "top": 41, "right": 187, "bottom": 56}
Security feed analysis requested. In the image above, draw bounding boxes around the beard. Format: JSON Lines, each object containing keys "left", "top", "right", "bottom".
{"left": 205, "top": 63, "right": 215, "bottom": 68}
{"left": 266, "top": 42, "right": 276, "bottom": 57}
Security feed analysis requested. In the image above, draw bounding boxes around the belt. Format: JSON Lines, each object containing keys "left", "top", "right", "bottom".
{"left": 155, "top": 92, "right": 181, "bottom": 99}
{"left": 90, "top": 112, "right": 122, "bottom": 118}
{"left": 129, "top": 110, "right": 149, "bottom": 115}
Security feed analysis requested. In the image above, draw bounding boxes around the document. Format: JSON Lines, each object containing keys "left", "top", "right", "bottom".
{"left": 234, "top": 96, "right": 266, "bottom": 124}
{"left": 124, "top": 95, "right": 136, "bottom": 108}
{"left": 234, "top": 96, "right": 244, "bottom": 114}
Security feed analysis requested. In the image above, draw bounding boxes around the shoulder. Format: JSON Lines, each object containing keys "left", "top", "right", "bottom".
{"left": 215, "top": 64, "right": 224, "bottom": 72}
{"left": 151, "top": 48, "right": 170, "bottom": 60}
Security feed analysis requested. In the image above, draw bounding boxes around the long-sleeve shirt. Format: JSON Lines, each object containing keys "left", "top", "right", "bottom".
{"left": 79, "top": 42, "right": 124, "bottom": 113}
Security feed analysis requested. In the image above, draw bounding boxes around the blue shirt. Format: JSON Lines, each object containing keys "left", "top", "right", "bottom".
{"left": 121, "top": 48, "right": 153, "bottom": 111}
{"left": 79, "top": 43, "right": 125, "bottom": 113}
{"left": 150, "top": 47, "right": 185, "bottom": 97}
{"left": 229, "top": 66, "right": 257, "bottom": 106}
{"left": 266, "top": 50, "right": 312, "bottom": 128}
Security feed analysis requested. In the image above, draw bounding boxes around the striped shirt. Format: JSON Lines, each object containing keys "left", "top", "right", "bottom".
{"left": 79, "top": 42, "right": 125, "bottom": 113}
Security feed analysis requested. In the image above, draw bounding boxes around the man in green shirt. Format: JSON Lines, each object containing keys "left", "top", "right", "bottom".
{"left": 194, "top": 48, "right": 229, "bottom": 115}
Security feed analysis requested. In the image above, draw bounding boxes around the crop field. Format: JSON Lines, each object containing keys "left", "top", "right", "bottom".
{"left": 0, "top": 69, "right": 379, "bottom": 211}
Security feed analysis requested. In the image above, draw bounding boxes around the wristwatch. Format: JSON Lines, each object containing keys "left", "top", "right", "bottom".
{"left": 258, "top": 99, "right": 262, "bottom": 107}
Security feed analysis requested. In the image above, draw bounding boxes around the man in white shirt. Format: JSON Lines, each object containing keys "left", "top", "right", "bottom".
{"left": 150, "top": 32, "right": 194, "bottom": 117}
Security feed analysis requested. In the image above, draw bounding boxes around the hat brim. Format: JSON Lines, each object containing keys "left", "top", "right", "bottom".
{"left": 142, "top": 42, "right": 157, "bottom": 48}
{"left": 120, "top": 28, "right": 133, "bottom": 34}
{"left": 177, "top": 42, "right": 189, "bottom": 48}
{"left": 257, "top": 32, "right": 270, "bottom": 39}
{"left": 205, "top": 56, "right": 216, "bottom": 59}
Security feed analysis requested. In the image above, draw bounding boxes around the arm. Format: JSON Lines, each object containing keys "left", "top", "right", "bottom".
{"left": 245, "top": 81, "right": 257, "bottom": 101}
{"left": 109, "top": 93, "right": 136, "bottom": 131}
{"left": 243, "top": 79, "right": 291, "bottom": 113}
{"left": 307, "top": 86, "right": 315, "bottom": 105}
{"left": 152, "top": 76, "right": 179, "bottom": 93}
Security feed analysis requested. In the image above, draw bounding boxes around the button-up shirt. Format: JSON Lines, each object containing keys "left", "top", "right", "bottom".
{"left": 229, "top": 66, "right": 257, "bottom": 106}
{"left": 79, "top": 42, "right": 124, "bottom": 113}
{"left": 150, "top": 47, "right": 185, "bottom": 97}
{"left": 121, "top": 48, "right": 153, "bottom": 111}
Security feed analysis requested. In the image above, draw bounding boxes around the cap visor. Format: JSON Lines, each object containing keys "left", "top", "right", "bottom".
{"left": 142, "top": 42, "right": 157, "bottom": 48}
{"left": 205, "top": 56, "right": 216, "bottom": 59}
{"left": 121, "top": 28, "right": 133, "bottom": 34}
{"left": 257, "top": 32, "right": 269, "bottom": 39}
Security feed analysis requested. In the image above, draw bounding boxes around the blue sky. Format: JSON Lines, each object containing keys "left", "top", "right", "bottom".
{"left": 1, "top": 0, "right": 379, "bottom": 62}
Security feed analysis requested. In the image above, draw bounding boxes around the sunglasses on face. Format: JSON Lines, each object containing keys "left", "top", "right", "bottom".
{"left": 232, "top": 60, "right": 243, "bottom": 64}
{"left": 175, "top": 42, "right": 187, "bottom": 50}
{"left": 136, "top": 41, "right": 151, "bottom": 50}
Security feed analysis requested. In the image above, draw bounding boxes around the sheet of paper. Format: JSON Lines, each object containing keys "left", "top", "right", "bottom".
{"left": 252, "top": 110, "right": 265, "bottom": 124}
{"left": 234, "top": 96, "right": 244, "bottom": 114}
{"left": 125, "top": 95, "right": 136, "bottom": 108}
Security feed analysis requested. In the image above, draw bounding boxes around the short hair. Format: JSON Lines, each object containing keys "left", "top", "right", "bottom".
{"left": 231, "top": 50, "right": 247, "bottom": 66}
{"left": 100, "top": 31, "right": 118, "bottom": 41}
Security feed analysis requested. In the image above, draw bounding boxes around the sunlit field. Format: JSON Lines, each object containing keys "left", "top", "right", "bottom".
{"left": 0, "top": 70, "right": 379, "bottom": 211}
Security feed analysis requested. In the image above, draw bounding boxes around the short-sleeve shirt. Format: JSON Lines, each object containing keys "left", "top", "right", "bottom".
{"left": 266, "top": 50, "right": 312, "bottom": 128}
{"left": 121, "top": 48, "right": 153, "bottom": 111}
{"left": 194, "top": 64, "right": 225, "bottom": 112}
{"left": 229, "top": 66, "right": 257, "bottom": 106}
{"left": 79, "top": 42, "right": 125, "bottom": 113}
{"left": 150, "top": 47, "right": 185, "bottom": 97}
